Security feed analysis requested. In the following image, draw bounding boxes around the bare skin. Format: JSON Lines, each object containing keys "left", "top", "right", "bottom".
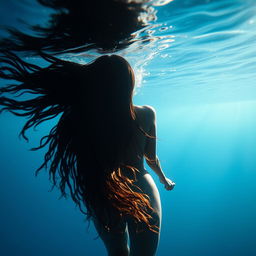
{"left": 92, "top": 105, "right": 175, "bottom": 256}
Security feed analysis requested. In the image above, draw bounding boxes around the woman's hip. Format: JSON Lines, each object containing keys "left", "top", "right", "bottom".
{"left": 133, "top": 172, "right": 162, "bottom": 216}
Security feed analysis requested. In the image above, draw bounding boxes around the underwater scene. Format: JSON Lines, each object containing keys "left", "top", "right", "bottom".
{"left": 0, "top": 0, "right": 256, "bottom": 255}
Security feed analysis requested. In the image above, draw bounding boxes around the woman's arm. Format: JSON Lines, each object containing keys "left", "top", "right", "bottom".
{"left": 143, "top": 106, "right": 175, "bottom": 191}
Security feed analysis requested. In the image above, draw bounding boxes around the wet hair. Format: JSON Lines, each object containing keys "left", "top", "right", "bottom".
{"left": 0, "top": 51, "right": 158, "bottom": 235}
{"left": 0, "top": 0, "right": 154, "bottom": 54}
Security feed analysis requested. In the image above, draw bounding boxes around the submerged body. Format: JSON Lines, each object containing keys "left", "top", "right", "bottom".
{"left": 92, "top": 105, "right": 172, "bottom": 256}
{"left": 0, "top": 53, "right": 175, "bottom": 256}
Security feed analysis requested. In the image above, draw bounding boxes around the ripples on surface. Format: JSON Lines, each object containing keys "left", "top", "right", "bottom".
{"left": 131, "top": 0, "right": 256, "bottom": 105}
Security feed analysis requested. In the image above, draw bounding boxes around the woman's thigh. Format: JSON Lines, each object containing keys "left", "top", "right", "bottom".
{"left": 92, "top": 213, "right": 130, "bottom": 256}
{"left": 91, "top": 173, "right": 161, "bottom": 256}
{"left": 127, "top": 173, "right": 162, "bottom": 256}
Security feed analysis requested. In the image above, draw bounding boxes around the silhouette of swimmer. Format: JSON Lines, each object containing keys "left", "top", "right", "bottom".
{"left": 0, "top": 51, "right": 175, "bottom": 255}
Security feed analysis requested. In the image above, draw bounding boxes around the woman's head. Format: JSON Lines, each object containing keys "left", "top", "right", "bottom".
{"left": 89, "top": 55, "right": 135, "bottom": 92}
{"left": 84, "top": 55, "right": 136, "bottom": 118}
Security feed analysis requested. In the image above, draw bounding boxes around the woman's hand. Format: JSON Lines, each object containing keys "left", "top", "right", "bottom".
{"left": 160, "top": 177, "right": 176, "bottom": 191}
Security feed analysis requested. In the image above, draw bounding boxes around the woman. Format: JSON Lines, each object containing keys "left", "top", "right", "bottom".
{"left": 0, "top": 51, "right": 175, "bottom": 255}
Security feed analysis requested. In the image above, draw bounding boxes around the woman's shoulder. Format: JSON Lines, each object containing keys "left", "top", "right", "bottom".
{"left": 134, "top": 105, "right": 155, "bottom": 112}
{"left": 134, "top": 105, "right": 156, "bottom": 121}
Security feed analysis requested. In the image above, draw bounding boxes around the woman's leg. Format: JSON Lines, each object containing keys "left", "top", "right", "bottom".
{"left": 127, "top": 173, "right": 162, "bottom": 256}
{"left": 92, "top": 212, "right": 130, "bottom": 256}
{"left": 91, "top": 173, "right": 161, "bottom": 256}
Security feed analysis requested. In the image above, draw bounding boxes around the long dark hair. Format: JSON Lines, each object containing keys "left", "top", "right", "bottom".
{"left": 0, "top": 51, "right": 158, "bottom": 235}
{"left": 0, "top": 0, "right": 153, "bottom": 54}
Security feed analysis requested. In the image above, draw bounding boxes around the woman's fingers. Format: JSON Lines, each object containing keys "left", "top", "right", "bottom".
{"left": 165, "top": 180, "right": 175, "bottom": 191}
{"left": 160, "top": 177, "right": 176, "bottom": 190}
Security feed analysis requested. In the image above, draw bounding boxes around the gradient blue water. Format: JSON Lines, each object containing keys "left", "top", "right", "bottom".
{"left": 1, "top": 0, "right": 256, "bottom": 255}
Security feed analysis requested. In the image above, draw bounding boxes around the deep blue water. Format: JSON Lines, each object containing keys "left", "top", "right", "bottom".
{"left": 0, "top": 0, "right": 256, "bottom": 255}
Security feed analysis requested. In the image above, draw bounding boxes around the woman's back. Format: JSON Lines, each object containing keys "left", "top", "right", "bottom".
{"left": 90, "top": 104, "right": 162, "bottom": 255}
{"left": 123, "top": 105, "right": 154, "bottom": 175}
